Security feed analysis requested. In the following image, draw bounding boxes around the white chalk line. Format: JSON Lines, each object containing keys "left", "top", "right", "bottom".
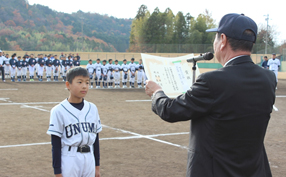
{"left": 0, "top": 101, "right": 188, "bottom": 150}
{"left": 0, "top": 102, "right": 59, "bottom": 106}
{"left": 126, "top": 100, "right": 151, "bottom": 102}
{"left": 0, "top": 88, "right": 18, "bottom": 91}
{"left": 0, "top": 132, "right": 189, "bottom": 149}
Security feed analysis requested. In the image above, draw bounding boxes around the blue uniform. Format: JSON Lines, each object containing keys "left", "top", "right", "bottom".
{"left": 9, "top": 58, "right": 17, "bottom": 81}
{"left": 28, "top": 58, "right": 37, "bottom": 80}
{"left": 73, "top": 60, "right": 80, "bottom": 66}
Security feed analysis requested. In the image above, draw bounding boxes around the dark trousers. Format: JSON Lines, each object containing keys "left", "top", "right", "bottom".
{"left": 0, "top": 66, "right": 4, "bottom": 80}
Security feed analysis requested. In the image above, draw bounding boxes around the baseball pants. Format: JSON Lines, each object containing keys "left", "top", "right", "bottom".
{"left": 21, "top": 67, "right": 27, "bottom": 77}
{"left": 137, "top": 70, "right": 144, "bottom": 85}
{"left": 271, "top": 70, "right": 278, "bottom": 82}
{"left": 17, "top": 68, "right": 22, "bottom": 77}
{"left": 38, "top": 66, "right": 44, "bottom": 76}
{"left": 114, "top": 71, "right": 120, "bottom": 85}
{"left": 29, "top": 65, "right": 35, "bottom": 77}
{"left": 46, "top": 66, "right": 52, "bottom": 77}
{"left": 61, "top": 146, "right": 96, "bottom": 177}
{"left": 53, "top": 66, "right": 59, "bottom": 76}
{"left": 4, "top": 65, "right": 10, "bottom": 75}
{"left": 10, "top": 67, "right": 16, "bottom": 78}
{"left": 129, "top": 71, "right": 136, "bottom": 83}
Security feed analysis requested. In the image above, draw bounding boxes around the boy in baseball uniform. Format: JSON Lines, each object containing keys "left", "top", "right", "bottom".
{"left": 53, "top": 55, "right": 60, "bottom": 81}
{"left": 4, "top": 54, "right": 10, "bottom": 79}
{"left": 121, "top": 59, "right": 129, "bottom": 88}
{"left": 47, "top": 67, "right": 102, "bottom": 177}
{"left": 28, "top": 54, "right": 37, "bottom": 81}
{"left": 101, "top": 60, "right": 108, "bottom": 88}
{"left": 16, "top": 56, "right": 22, "bottom": 82}
{"left": 113, "top": 60, "right": 121, "bottom": 88}
{"left": 46, "top": 54, "right": 53, "bottom": 82}
{"left": 9, "top": 53, "right": 17, "bottom": 82}
{"left": 94, "top": 59, "right": 102, "bottom": 89}
{"left": 267, "top": 53, "right": 280, "bottom": 82}
{"left": 129, "top": 58, "right": 137, "bottom": 88}
{"left": 106, "top": 59, "right": 114, "bottom": 88}
{"left": 136, "top": 59, "right": 145, "bottom": 88}
{"left": 21, "top": 56, "right": 28, "bottom": 82}
{"left": 37, "top": 54, "right": 45, "bottom": 82}
{"left": 86, "top": 59, "right": 95, "bottom": 88}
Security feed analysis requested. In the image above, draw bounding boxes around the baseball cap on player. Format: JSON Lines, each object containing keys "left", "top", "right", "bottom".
{"left": 123, "top": 59, "right": 126, "bottom": 61}
{"left": 102, "top": 60, "right": 107, "bottom": 62}
{"left": 131, "top": 58, "right": 135, "bottom": 61}
{"left": 206, "top": 13, "right": 257, "bottom": 42}
{"left": 97, "top": 58, "right": 100, "bottom": 61}
{"left": 108, "top": 59, "right": 112, "bottom": 62}
{"left": 115, "top": 60, "right": 118, "bottom": 62}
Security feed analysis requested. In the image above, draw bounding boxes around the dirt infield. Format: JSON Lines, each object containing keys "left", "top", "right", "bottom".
{"left": 0, "top": 81, "right": 285, "bottom": 177}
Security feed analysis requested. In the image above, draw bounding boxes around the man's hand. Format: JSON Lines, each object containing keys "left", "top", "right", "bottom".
{"left": 145, "top": 80, "right": 162, "bottom": 97}
{"left": 55, "top": 174, "right": 63, "bottom": 177}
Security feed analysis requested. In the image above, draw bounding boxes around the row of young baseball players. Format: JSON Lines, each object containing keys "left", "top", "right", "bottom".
{"left": 86, "top": 58, "right": 147, "bottom": 88}
{"left": 2, "top": 53, "right": 80, "bottom": 82}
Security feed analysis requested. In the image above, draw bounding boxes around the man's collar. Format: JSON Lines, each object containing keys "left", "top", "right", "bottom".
{"left": 224, "top": 55, "right": 248, "bottom": 67}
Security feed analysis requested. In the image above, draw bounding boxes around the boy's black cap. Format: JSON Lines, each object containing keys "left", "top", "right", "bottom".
{"left": 17, "top": 56, "right": 21, "bottom": 58}
{"left": 109, "top": 59, "right": 113, "bottom": 62}
{"left": 115, "top": 60, "right": 118, "bottom": 62}
{"left": 131, "top": 58, "right": 135, "bottom": 60}
{"left": 123, "top": 59, "right": 127, "bottom": 61}
{"left": 48, "top": 54, "right": 51, "bottom": 57}
{"left": 103, "top": 60, "right": 107, "bottom": 62}
{"left": 88, "top": 59, "right": 92, "bottom": 61}
{"left": 97, "top": 58, "right": 100, "bottom": 61}
{"left": 206, "top": 13, "right": 257, "bottom": 42}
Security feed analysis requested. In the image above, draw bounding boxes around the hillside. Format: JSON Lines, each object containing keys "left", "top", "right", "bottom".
{"left": 0, "top": 0, "right": 132, "bottom": 52}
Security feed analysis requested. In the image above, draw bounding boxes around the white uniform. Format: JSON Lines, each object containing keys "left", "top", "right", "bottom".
{"left": 267, "top": 58, "right": 280, "bottom": 81}
{"left": 129, "top": 62, "right": 137, "bottom": 87}
{"left": 106, "top": 63, "right": 114, "bottom": 88}
{"left": 47, "top": 99, "right": 102, "bottom": 177}
{"left": 4, "top": 57, "right": 10, "bottom": 77}
{"left": 101, "top": 64, "right": 109, "bottom": 88}
{"left": 136, "top": 63, "right": 146, "bottom": 88}
{"left": 93, "top": 63, "right": 102, "bottom": 81}
{"left": 86, "top": 63, "right": 94, "bottom": 78}
{"left": 121, "top": 63, "right": 129, "bottom": 88}
{"left": 113, "top": 64, "right": 121, "bottom": 87}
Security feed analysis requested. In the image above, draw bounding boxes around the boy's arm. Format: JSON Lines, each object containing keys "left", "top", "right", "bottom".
{"left": 51, "top": 135, "right": 62, "bottom": 175}
{"left": 94, "top": 133, "right": 100, "bottom": 177}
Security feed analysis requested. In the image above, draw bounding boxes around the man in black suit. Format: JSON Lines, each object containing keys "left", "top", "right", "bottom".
{"left": 145, "top": 13, "right": 276, "bottom": 177}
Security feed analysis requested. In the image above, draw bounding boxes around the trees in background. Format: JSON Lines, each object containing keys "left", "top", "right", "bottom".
{"left": 129, "top": 6, "right": 216, "bottom": 53}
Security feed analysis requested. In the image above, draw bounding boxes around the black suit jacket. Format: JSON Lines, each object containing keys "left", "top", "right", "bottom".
{"left": 152, "top": 56, "right": 276, "bottom": 177}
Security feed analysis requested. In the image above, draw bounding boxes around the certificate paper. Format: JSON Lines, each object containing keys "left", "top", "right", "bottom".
{"left": 141, "top": 54, "right": 200, "bottom": 98}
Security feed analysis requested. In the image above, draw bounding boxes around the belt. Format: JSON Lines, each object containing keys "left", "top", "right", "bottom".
{"left": 68, "top": 145, "right": 90, "bottom": 153}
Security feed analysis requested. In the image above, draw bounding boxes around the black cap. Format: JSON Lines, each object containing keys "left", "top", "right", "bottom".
{"left": 97, "top": 58, "right": 100, "bottom": 61}
{"left": 48, "top": 54, "right": 51, "bottom": 57}
{"left": 123, "top": 59, "right": 127, "bottom": 61}
{"left": 88, "top": 59, "right": 92, "bottom": 61}
{"left": 206, "top": 13, "right": 257, "bottom": 42}
{"left": 115, "top": 60, "right": 118, "bottom": 62}
{"left": 131, "top": 58, "right": 135, "bottom": 60}
{"left": 18, "top": 56, "right": 21, "bottom": 58}
{"left": 272, "top": 53, "right": 276, "bottom": 55}
{"left": 54, "top": 54, "right": 57, "bottom": 56}
{"left": 103, "top": 60, "right": 107, "bottom": 62}
{"left": 109, "top": 59, "right": 113, "bottom": 62}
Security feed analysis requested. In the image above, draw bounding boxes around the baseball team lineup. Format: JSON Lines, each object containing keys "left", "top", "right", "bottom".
{"left": 0, "top": 51, "right": 147, "bottom": 88}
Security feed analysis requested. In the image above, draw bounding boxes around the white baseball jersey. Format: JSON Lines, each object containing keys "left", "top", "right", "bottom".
{"left": 86, "top": 63, "right": 94, "bottom": 74}
{"left": 113, "top": 64, "right": 121, "bottom": 72}
{"left": 106, "top": 63, "right": 114, "bottom": 73}
{"left": 121, "top": 63, "right": 129, "bottom": 72}
{"left": 47, "top": 99, "right": 102, "bottom": 146}
{"left": 101, "top": 64, "right": 109, "bottom": 75}
{"left": 94, "top": 63, "right": 102, "bottom": 74}
{"left": 129, "top": 62, "right": 137, "bottom": 74}
{"left": 267, "top": 58, "right": 280, "bottom": 71}
{"left": 4, "top": 57, "right": 10, "bottom": 65}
